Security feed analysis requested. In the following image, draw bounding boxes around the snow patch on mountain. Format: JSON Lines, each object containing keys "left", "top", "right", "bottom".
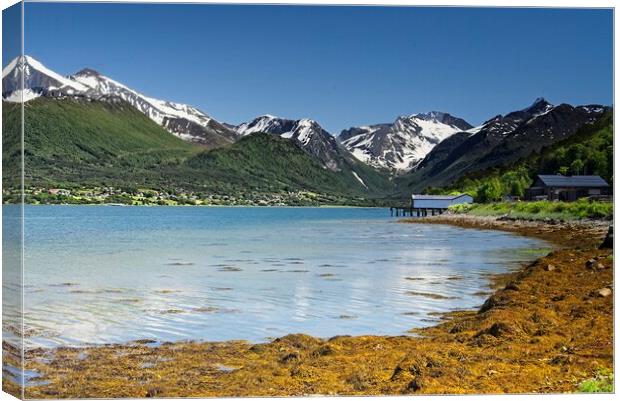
{"left": 24, "top": 56, "right": 89, "bottom": 92}
{"left": 3, "top": 89, "right": 41, "bottom": 102}
{"left": 70, "top": 68, "right": 223, "bottom": 142}
{"left": 351, "top": 171, "right": 368, "bottom": 188}
{"left": 466, "top": 125, "right": 484, "bottom": 134}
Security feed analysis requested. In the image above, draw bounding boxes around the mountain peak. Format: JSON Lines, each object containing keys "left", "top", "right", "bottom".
{"left": 524, "top": 97, "right": 553, "bottom": 114}
{"left": 3, "top": 55, "right": 41, "bottom": 77}
{"left": 411, "top": 111, "right": 473, "bottom": 132}
{"left": 531, "top": 96, "right": 549, "bottom": 105}
{"left": 3, "top": 54, "right": 40, "bottom": 72}
{"left": 298, "top": 118, "right": 318, "bottom": 127}
{"left": 74, "top": 68, "right": 102, "bottom": 77}
{"left": 412, "top": 111, "right": 447, "bottom": 121}
{"left": 2, "top": 54, "right": 89, "bottom": 95}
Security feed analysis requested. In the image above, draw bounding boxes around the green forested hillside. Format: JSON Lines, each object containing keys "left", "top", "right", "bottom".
{"left": 185, "top": 133, "right": 391, "bottom": 196}
{"left": 3, "top": 98, "right": 197, "bottom": 188}
{"left": 2, "top": 98, "right": 393, "bottom": 204}
{"left": 422, "top": 112, "right": 613, "bottom": 201}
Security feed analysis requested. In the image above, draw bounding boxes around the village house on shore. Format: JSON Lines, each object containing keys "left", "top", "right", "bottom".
{"left": 525, "top": 174, "right": 611, "bottom": 201}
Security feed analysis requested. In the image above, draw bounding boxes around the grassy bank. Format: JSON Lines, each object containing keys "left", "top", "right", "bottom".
{"left": 449, "top": 199, "right": 612, "bottom": 221}
{"left": 5, "top": 219, "right": 613, "bottom": 398}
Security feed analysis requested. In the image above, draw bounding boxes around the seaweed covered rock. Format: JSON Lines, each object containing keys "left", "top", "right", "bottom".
{"left": 599, "top": 225, "right": 613, "bottom": 249}
{"left": 475, "top": 322, "right": 515, "bottom": 339}
{"left": 274, "top": 334, "right": 323, "bottom": 350}
{"left": 479, "top": 294, "right": 510, "bottom": 313}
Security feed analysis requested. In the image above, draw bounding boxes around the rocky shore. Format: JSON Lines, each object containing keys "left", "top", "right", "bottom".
{"left": 4, "top": 215, "right": 613, "bottom": 398}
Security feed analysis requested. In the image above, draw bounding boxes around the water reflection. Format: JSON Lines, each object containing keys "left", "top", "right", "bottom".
{"left": 21, "top": 206, "right": 551, "bottom": 348}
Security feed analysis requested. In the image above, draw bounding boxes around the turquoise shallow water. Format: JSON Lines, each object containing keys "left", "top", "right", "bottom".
{"left": 4, "top": 205, "right": 551, "bottom": 348}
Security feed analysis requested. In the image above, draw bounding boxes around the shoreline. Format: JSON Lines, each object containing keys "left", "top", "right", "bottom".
{"left": 399, "top": 214, "right": 610, "bottom": 249}
{"left": 4, "top": 215, "right": 613, "bottom": 397}
{"left": 4, "top": 203, "right": 389, "bottom": 209}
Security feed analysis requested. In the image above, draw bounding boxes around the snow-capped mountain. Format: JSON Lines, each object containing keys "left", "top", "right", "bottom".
{"left": 339, "top": 111, "right": 472, "bottom": 172}
{"left": 2, "top": 56, "right": 237, "bottom": 147}
{"left": 236, "top": 115, "right": 349, "bottom": 171}
{"left": 2, "top": 55, "right": 89, "bottom": 101}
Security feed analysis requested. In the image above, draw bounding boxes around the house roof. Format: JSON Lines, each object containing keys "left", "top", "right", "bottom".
{"left": 411, "top": 194, "right": 472, "bottom": 200}
{"left": 536, "top": 175, "right": 610, "bottom": 188}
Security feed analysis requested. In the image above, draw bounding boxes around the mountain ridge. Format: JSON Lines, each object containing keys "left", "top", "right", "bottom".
{"left": 397, "top": 98, "right": 610, "bottom": 194}
{"left": 2, "top": 55, "right": 239, "bottom": 147}
{"left": 2, "top": 55, "right": 611, "bottom": 201}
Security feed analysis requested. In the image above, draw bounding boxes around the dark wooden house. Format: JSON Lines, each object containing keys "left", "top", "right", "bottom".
{"left": 525, "top": 174, "right": 610, "bottom": 201}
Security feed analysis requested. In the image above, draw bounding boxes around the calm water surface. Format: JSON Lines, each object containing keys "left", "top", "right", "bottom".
{"left": 6, "top": 206, "right": 552, "bottom": 348}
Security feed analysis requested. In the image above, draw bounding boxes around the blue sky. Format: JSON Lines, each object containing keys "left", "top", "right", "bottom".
{"left": 5, "top": 4, "right": 614, "bottom": 132}
{"left": 2, "top": 2, "right": 20, "bottom": 64}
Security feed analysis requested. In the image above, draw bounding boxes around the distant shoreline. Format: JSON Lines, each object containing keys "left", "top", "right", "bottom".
{"left": 4, "top": 203, "right": 389, "bottom": 209}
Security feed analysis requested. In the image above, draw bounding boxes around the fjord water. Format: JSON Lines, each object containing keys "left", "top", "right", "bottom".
{"left": 16, "top": 205, "right": 550, "bottom": 348}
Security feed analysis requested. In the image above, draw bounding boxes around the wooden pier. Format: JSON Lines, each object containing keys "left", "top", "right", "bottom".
{"left": 389, "top": 206, "right": 446, "bottom": 217}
